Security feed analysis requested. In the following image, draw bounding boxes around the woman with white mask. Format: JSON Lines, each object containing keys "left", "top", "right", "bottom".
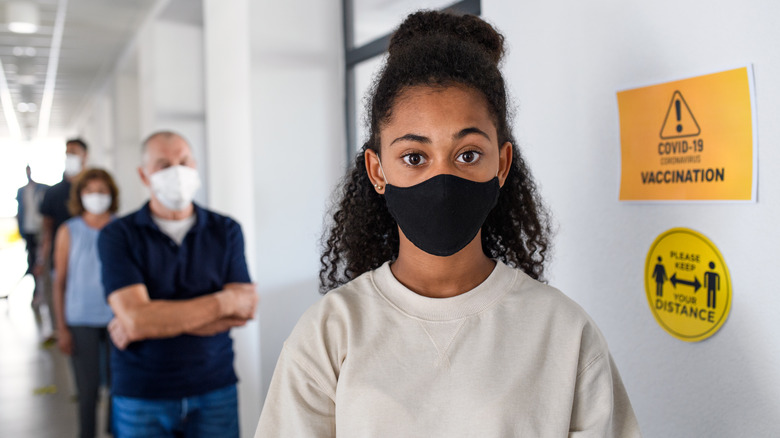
{"left": 53, "top": 168, "right": 119, "bottom": 438}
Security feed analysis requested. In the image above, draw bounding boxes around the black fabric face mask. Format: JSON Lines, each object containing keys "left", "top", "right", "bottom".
{"left": 384, "top": 174, "right": 500, "bottom": 257}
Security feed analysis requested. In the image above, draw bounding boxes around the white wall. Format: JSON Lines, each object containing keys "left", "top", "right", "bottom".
{"left": 79, "top": 93, "right": 114, "bottom": 171}
{"left": 202, "top": 1, "right": 261, "bottom": 435}
{"left": 484, "top": 1, "right": 780, "bottom": 436}
{"left": 248, "top": 0, "right": 345, "bottom": 411}
{"left": 111, "top": 53, "right": 146, "bottom": 215}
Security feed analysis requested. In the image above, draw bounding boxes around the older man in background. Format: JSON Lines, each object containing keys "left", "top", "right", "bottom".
{"left": 98, "top": 131, "right": 257, "bottom": 437}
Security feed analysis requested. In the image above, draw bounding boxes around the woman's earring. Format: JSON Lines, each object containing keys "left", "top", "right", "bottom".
{"left": 374, "top": 184, "right": 383, "bottom": 191}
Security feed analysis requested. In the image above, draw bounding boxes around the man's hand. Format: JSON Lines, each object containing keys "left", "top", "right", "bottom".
{"left": 108, "top": 317, "right": 131, "bottom": 350}
{"left": 218, "top": 283, "right": 258, "bottom": 320}
{"left": 188, "top": 317, "right": 249, "bottom": 337}
{"left": 106, "top": 283, "right": 258, "bottom": 345}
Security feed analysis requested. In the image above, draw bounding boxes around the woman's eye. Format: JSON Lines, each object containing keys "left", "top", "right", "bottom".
{"left": 457, "top": 150, "right": 481, "bottom": 164}
{"left": 402, "top": 153, "right": 425, "bottom": 166}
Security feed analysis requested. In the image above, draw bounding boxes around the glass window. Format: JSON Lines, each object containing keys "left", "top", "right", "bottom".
{"left": 352, "top": 0, "right": 461, "bottom": 48}
{"left": 344, "top": 0, "right": 480, "bottom": 158}
{"left": 352, "top": 54, "right": 385, "bottom": 154}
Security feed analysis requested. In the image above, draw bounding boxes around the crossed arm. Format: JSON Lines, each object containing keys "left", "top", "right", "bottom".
{"left": 107, "top": 282, "right": 258, "bottom": 350}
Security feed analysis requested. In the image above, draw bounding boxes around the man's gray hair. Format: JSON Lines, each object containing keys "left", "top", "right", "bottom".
{"left": 141, "top": 130, "right": 189, "bottom": 165}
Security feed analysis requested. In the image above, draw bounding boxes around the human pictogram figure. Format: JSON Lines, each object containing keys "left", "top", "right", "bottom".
{"left": 703, "top": 261, "right": 720, "bottom": 308}
{"left": 653, "top": 256, "right": 668, "bottom": 297}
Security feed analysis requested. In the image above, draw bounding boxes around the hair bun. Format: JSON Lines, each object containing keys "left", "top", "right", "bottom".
{"left": 388, "top": 10, "right": 505, "bottom": 66}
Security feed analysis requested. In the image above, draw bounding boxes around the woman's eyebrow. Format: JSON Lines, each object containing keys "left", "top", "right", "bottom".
{"left": 454, "top": 127, "right": 491, "bottom": 141}
{"left": 390, "top": 133, "right": 431, "bottom": 146}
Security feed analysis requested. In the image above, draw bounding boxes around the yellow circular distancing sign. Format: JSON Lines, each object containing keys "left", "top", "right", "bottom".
{"left": 645, "top": 228, "right": 731, "bottom": 342}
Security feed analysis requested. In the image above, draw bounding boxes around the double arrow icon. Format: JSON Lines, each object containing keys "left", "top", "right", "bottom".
{"left": 670, "top": 273, "right": 701, "bottom": 292}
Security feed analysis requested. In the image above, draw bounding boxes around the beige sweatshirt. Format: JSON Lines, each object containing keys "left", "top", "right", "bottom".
{"left": 256, "top": 261, "right": 641, "bottom": 437}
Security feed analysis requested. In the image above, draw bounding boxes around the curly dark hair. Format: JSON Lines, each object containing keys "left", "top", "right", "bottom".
{"left": 319, "top": 10, "right": 551, "bottom": 293}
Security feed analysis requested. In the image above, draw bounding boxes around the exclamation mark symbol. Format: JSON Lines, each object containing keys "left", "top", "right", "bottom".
{"left": 675, "top": 99, "right": 682, "bottom": 133}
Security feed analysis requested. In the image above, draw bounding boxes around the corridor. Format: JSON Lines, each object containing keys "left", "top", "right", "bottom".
{"left": 0, "top": 242, "right": 110, "bottom": 438}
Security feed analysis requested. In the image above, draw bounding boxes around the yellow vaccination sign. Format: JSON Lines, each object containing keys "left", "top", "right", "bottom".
{"left": 617, "top": 66, "right": 757, "bottom": 201}
{"left": 645, "top": 228, "right": 731, "bottom": 342}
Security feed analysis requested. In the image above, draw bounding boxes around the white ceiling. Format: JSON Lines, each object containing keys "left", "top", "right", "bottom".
{"left": 0, "top": 0, "right": 158, "bottom": 140}
{"left": 0, "top": 0, "right": 457, "bottom": 140}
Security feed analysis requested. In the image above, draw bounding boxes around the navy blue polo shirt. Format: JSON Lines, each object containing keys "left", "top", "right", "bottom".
{"left": 98, "top": 202, "right": 251, "bottom": 399}
{"left": 40, "top": 178, "right": 72, "bottom": 259}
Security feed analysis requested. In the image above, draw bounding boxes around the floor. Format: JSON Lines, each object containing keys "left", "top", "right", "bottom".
{"left": 0, "top": 241, "right": 111, "bottom": 438}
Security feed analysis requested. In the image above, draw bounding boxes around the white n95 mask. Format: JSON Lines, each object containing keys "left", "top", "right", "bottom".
{"left": 149, "top": 165, "right": 201, "bottom": 211}
{"left": 64, "top": 154, "right": 83, "bottom": 177}
{"left": 81, "top": 193, "right": 112, "bottom": 215}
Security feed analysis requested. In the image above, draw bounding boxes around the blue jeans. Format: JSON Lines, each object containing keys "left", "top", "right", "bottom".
{"left": 112, "top": 384, "right": 238, "bottom": 438}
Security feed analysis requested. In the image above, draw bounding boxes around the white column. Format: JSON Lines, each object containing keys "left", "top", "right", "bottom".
{"left": 202, "top": 1, "right": 259, "bottom": 436}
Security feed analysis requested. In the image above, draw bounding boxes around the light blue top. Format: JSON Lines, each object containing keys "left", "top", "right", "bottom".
{"left": 64, "top": 216, "right": 114, "bottom": 326}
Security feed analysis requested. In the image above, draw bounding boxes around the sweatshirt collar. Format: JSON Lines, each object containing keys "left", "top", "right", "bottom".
{"left": 370, "top": 260, "right": 519, "bottom": 321}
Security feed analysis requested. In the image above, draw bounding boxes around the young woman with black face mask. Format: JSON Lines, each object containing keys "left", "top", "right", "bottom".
{"left": 256, "top": 10, "right": 641, "bottom": 437}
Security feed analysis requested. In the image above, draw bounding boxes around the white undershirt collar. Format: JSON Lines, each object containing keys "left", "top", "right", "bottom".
{"left": 152, "top": 214, "right": 196, "bottom": 245}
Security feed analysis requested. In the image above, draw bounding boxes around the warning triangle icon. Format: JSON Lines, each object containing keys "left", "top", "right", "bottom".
{"left": 660, "top": 91, "right": 700, "bottom": 139}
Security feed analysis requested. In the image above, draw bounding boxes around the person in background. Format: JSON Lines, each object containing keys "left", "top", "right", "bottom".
{"left": 256, "top": 11, "right": 641, "bottom": 437}
{"left": 38, "top": 138, "right": 89, "bottom": 344}
{"left": 53, "top": 168, "right": 118, "bottom": 438}
{"left": 98, "top": 131, "right": 258, "bottom": 438}
{"left": 16, "top": 165, "right": 49, "bottom": 305}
